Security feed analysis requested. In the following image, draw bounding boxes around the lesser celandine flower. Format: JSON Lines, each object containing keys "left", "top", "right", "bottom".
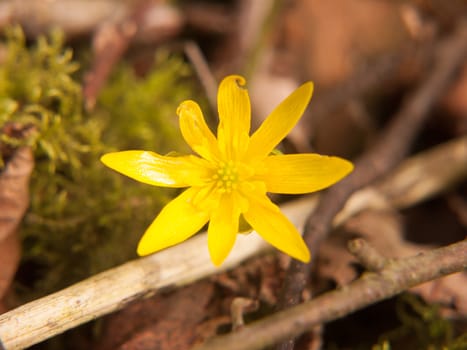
{"left": 101, "top": 75, "right": 353, "bottom": 266}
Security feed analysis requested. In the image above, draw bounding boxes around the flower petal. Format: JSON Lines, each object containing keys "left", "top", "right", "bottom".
{"left": 137, "top": 187, "right": 210, "bottom": 256}
{"left": 177, "top": 100, "right": 220, "bottom": 162}
{"left": 207, "top": 194, "right": 239, "bottom": 266}
{"left": 101, "top": 150, "right": 210, "bottom": 187}
{"left": 246, "top": 82, "right": 313, "bottom": 161}
{"left": 243, "top": 192, "right": 310, "bottom": 262}
{"left": 217, "top": 75, "right": 251, "bottom": 159}
{"left": 258, "top": 154, "right": 353, "bottom": 194}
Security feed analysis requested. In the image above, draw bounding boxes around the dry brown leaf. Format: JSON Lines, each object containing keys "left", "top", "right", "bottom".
{"left": 0, "top": 147, "right": 34, "bottom": 305}
{"left": 0, "top": 233, "right": 20, "bottom": 312}
{"left": 316, "top": 234, "right": 359, "bottom": 287}
{"left": 212, "top": 254, "right": 284, "bottom": 306}
{"left": 0, "top": 147, "right": 33, "bottom": 241}
{"left": 97, "top": 281, "right": 214, "bottom": 350}
{"left": 317, "top": 210, "right": 431, "bottom": 288}
{"left": 318, "top": 209, "right": 467, "bottom": 318}
{"left": 344, "top": 210, "right": 428, "bottom": 257}
{"left": 411, "top": 272, "right": 467, "bottom": 318}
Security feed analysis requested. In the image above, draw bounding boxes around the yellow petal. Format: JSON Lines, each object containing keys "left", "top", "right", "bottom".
{"left": 207, "top": 194, "right": 239, "bottom": 266}
{"left": 177, "top": 100, "right": 220, "bottom": 162}
{"left": 246, "top": 82, "right": 313, "bottom": 161}
{"left": 101, "top": 150, "right": 210, "bottom": 187}
{"left": 258, "top": 154, "right": 353, "bottom": 194}
{"left": 217, "top": 75, "right": 251, "bottom": 159}
{"left": 242, "top": 192, "right": 310, "bottom": 262}
{"left": 137, "top": 187, "right": 210, "bottom": 255}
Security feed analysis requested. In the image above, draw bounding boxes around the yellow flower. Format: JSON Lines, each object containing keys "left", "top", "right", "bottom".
{"left": 101, "top": 75, "right": 353, "bottom": 266}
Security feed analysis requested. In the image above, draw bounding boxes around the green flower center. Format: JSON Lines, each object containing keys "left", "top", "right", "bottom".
{"left": 213, "top": 160, "right": 239, "bottom": 193}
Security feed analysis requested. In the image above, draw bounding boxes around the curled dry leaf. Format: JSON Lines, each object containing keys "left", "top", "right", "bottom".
{"left": 0, "top": 147, "right": 34, "bottom": 307}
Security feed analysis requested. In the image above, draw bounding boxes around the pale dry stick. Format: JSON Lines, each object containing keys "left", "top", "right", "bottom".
{"left": 335, "top": 134, "right": 467, "bottom": 223}
{"left": 194, "top": 239, "right": 467, "bottom": 350}
{"left": 0, "top": 136, "right": 466, "bottom": 349}
{"left": 0, "top": 201, "right": 307, "bottom": 350}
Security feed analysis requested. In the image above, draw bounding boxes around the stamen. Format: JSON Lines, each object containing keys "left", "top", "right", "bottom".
{"left": 214, "top": 160, "right": 240, "bottom": 193}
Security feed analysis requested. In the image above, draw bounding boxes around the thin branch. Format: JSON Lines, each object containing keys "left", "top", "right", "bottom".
{"left": 275, "top": 18, "right": 467, "bottom": 349}
{"left": 347, "top": 239, "right": 387, "bottom": 272}
{"left": 194, "top": 239, "right": 467, "bottom": 350}
{"left": 0, "top": 134, "right": 465, "bottom": 350}
{"left": 82, "top": 19, "right": 137, "bottom": 111}
{"left": 184, "top": 41, "right": 218, "bottom": 113}
{"left": 82, "top": 2, "right": 184, "bottom": 111}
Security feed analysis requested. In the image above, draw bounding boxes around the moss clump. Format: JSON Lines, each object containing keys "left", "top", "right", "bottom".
{"left": 0, "top": 26, "right": 199, "bottom": 298}
{"left": 374, "top": 294, "right": 466, "bottom": 350}
{"left": 0, "top": 26, "right": 83, "bottom": 169}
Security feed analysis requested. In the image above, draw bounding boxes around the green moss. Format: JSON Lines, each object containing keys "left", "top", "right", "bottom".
{"left": 0, "top": 26, "right": 200, "bottom": 298}
{"left": 98, "top": 51, "right": 192, "bottom": 154}
{"left": 0, "top": 26, "right": 83, "bottom": 169}
{"left": 375, "top": 294, "right": 466, "bottom": 350}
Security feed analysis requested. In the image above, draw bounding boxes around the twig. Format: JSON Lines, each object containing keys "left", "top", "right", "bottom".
{"left": 184, "top": 41, "right": 218, "bottom": 112}
{"left": 0, "top": 135, "right": 465, "bottom": 349}
{"left": 347, "top": 239, "right": 387, "bottom": 272}
{"left": 275, "top": 18, "right": 467, "bottom": 349}
{"left": 194, "top": 239, "right": 467, "bottom": 350}
{"left": 81, "top": 2, "right": 151, "bottom": 111}
{"left": 82, "top": 19, "right": 137, "bottom": 111}
{"left": 230, "top": 297, "right": 259, "bottom": 331}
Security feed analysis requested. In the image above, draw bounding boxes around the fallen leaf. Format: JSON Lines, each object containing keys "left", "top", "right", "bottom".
{"left": 0, "top": 233, "right": 20, "bottom": 312}
{"left": 411, "top": 272, "right": 467, "bottom": 318}
{"left": 0, "top": 147, "right": 34, "bottom": 306}
{"left": 0, "top": 147, "right": 34, "bottom": 241}
{"left": 318, "top": 209, "right": 467, "bottom": 318}
{"left": 97, "top": 281, "right": 214, "bottom": 350}
{"left": 212, "top": 254, "right": 284, "bottom": 306}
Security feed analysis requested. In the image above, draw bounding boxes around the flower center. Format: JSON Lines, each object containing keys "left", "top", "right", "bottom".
{"left": 212, "top": 160, "right": 239, "bottom": 193}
